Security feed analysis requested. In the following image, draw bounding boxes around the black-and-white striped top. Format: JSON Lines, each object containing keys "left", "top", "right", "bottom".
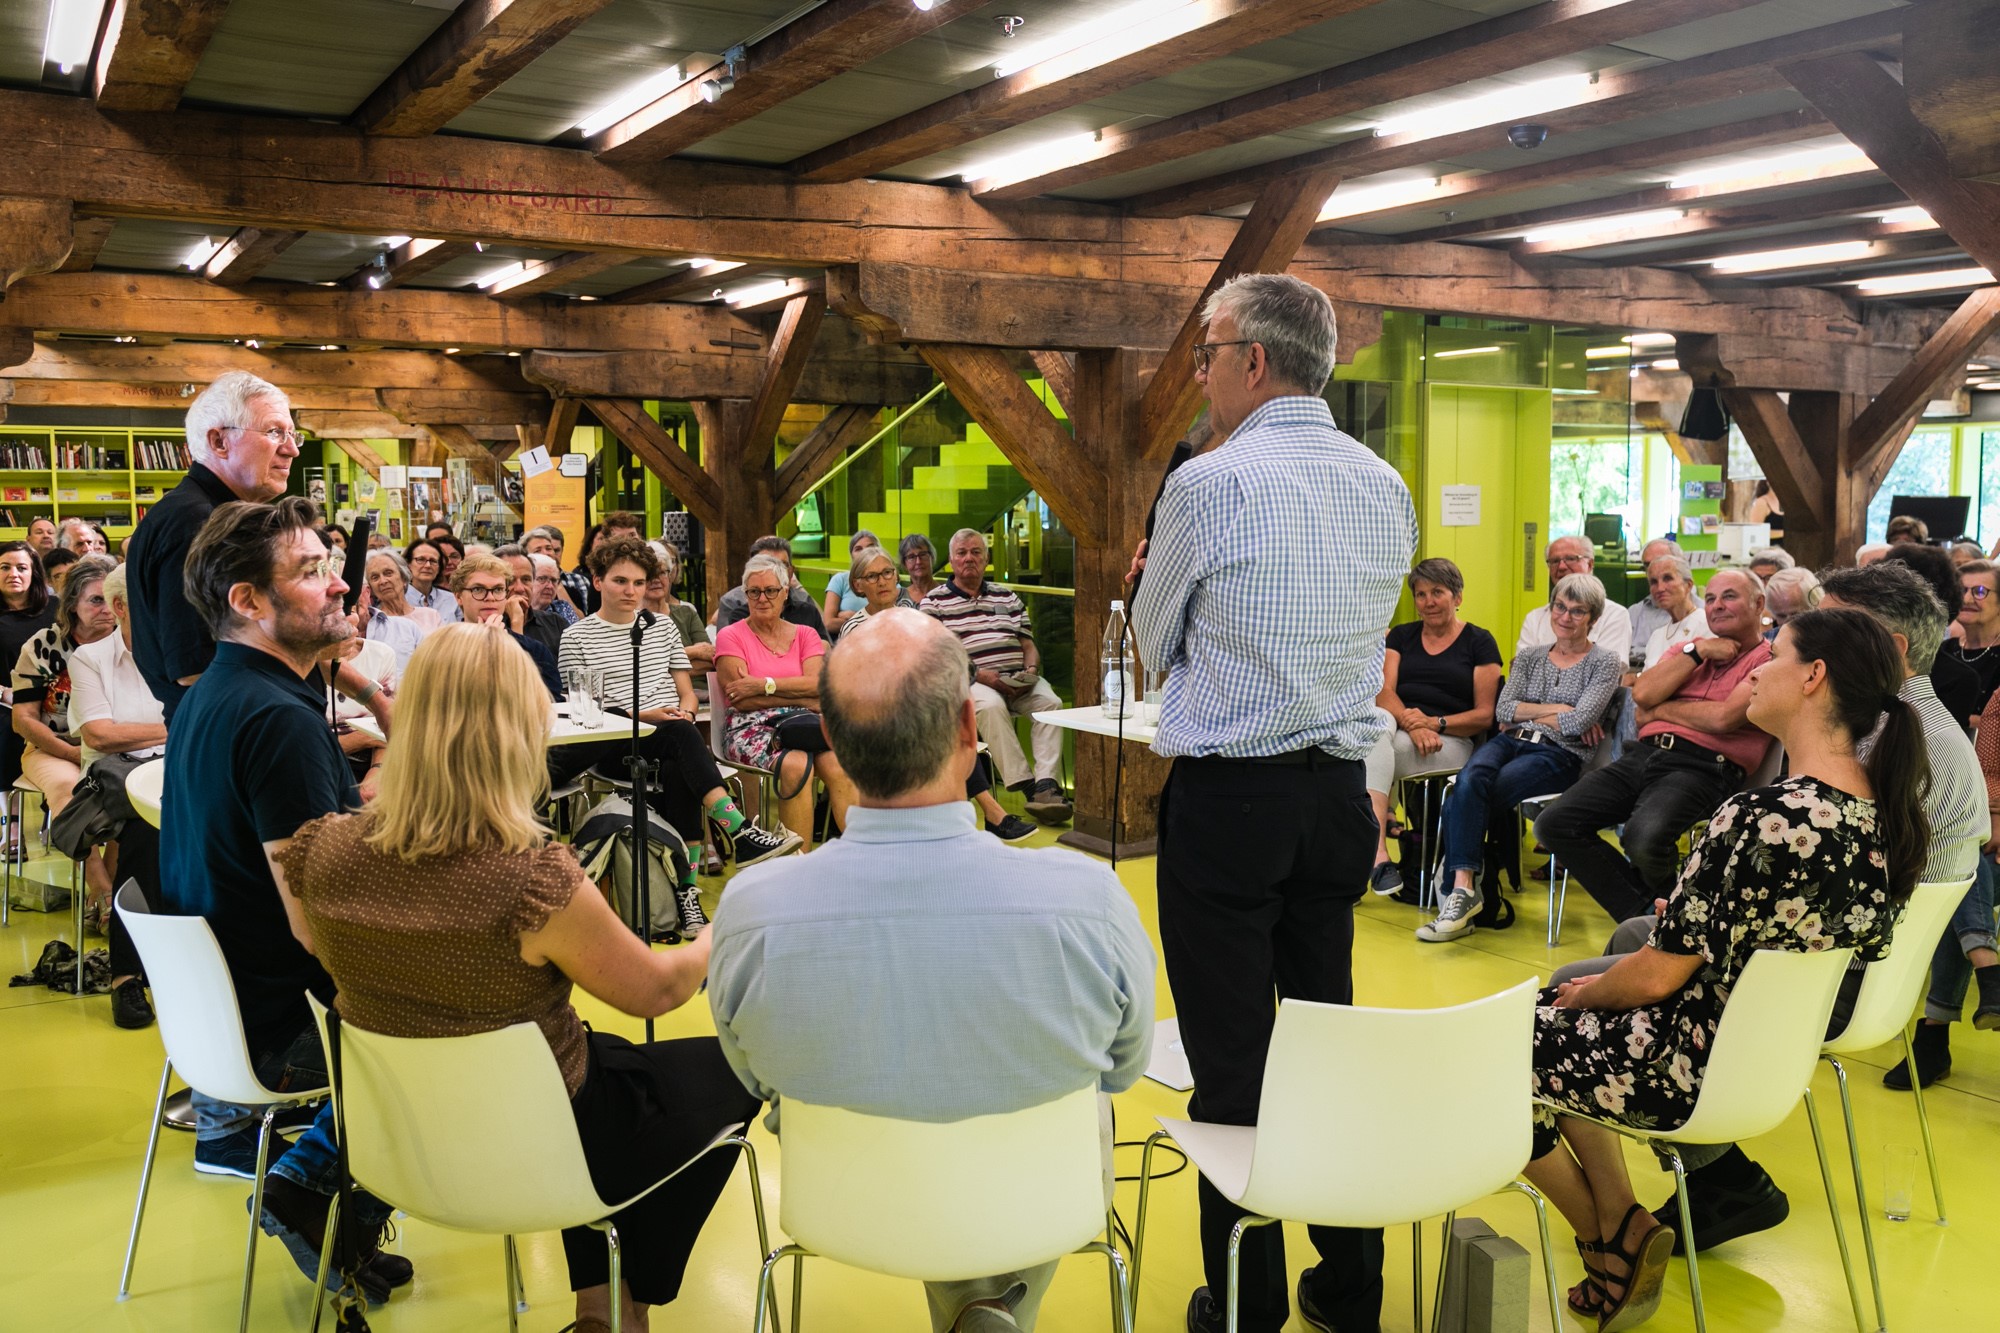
{"left": 1494, "top": 644, "right": 1624, "bottom": 760}
{"left": 557, "top": 613, "right": 693, "bottom": 714}
{"left": 1876, "top": 674, "right": 1984, "bottom": 885}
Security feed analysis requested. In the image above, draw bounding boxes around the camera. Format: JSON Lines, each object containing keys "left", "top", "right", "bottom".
{"left": 1507, "top": 124, "right": 1549, "bottom": 150}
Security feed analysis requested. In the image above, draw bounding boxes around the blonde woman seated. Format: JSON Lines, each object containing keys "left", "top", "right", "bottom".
{"left": 273, "top": 624, "right": 761, "bottom": 1333}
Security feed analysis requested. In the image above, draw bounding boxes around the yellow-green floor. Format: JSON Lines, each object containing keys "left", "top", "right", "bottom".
{"left": 3, "top": 833, "right": 1996, "bottom": 1332}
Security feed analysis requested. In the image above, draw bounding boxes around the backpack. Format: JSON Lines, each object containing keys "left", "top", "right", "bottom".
{"left": 571, "top": 794, "right": 704, "bottom": 942}
{"left": 1395, "top": 797, "right": 1518, "bottom": 930}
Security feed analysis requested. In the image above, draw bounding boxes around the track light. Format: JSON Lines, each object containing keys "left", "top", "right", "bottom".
{"left": 913, "top": 0, "right": 936, "bottom": 9}
{"left": 700, "top": 76, "right": 734, "bottom": 103}
{"left": 363, "top": 252, "right": 391, "bottom": 290}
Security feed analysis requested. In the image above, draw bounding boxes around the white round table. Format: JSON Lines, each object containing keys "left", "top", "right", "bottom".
{"left": 127, "top": 757, "right": 166, "bottom": 830}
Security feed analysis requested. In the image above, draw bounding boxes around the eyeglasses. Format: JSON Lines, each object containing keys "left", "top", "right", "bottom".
{"left": 228, "top": 424, "right": 301, "bottom": 448}
{"left": 1546, "top": 554, "right": 1590, "bottom": 568}
{"left": 1968, "top": 585, "right": 1993, "bottom": 600}
{"left": 858, "top": 568, "right": 898, "bottom": 582}
{"left": 1548, "top": 601, "right": 1591, "bottom": 621}
{"left": 463, "top": 584, "right": 508, "bottom": 600}
{"left": 745, "top": 586, "right": 785, "bottom": 600}
{"left": 409, "top": 555, "right": 440, "bottom": 567}
{"left": 297, "top": 555, "right": 342, "bottom": 582}
{"left": 1192, "top": 339, "right": 1256, "bottom": 373}
{"left": 533, "top": 574, "right": 558, "bottom": 585}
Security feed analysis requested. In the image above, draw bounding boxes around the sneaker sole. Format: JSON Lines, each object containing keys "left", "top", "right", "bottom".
{"left": 193, "top": 1158, "right": 260, "bottom": 1180}
{"left": 734, "top": 833, "right": 804, "bottom": 868}
{"left": 994, "top": 829, "right": 1036, "bottom": 843}
{"left": 1415, "top": 921, "right": 1477, "bottom": 943}
{"left": 1974, "top": 1011, "right": 2000, "bottom": 1031}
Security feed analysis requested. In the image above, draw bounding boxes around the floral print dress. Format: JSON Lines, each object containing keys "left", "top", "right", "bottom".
{"left": 1531, "top": 776, "right": 1899, "bottom": 1155}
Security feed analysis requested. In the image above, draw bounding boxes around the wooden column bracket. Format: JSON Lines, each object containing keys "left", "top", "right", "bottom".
{"left": 1029, "top": 351, "right": 1076, "bottom": 418}
{"left": 0, "top": 199, "right": 75, "bottom": 296}
{"left": 774, "top": 404, "right": 881, "bottom": 514}
{"left": 1849, "top": 286, "right": 2000, "bottom": 496}
{"left": 741, "top": 292, "right": 827, "bottom": 478}
{"left": 1719, "top": 387, "right": 1827, "bottom": 536}
{"left": 583, "top": 397, "right": 723, "bottom": 530}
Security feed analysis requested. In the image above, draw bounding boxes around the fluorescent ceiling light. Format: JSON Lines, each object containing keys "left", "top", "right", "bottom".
{"left": 963, "top": 131, "right": 1099, "bottom": 190}
{"left": 1710, "top": 240, "right": 1878, "bottom": 274}
{"left": 1623, "top": 333, "right": 1676, "bottom": 348}
{"left": 1647, "top": 358, "right": 1681, "bottom": 372}
{"left": 379, "top": 235, "right": 411, "bottom": 250}
{"left": 575, "top": 64, "right": 685, "bottom": 136}
{"left": 478, "top": 261, "right": 530, "bottom": 290}
{"left": 43, "top": 0, "right": 107, "bottom": 74}
{"left": 686, "top": 258, "right": 743, "bottom": 275}
{"left": 1852, "top": 266, "right": 1995, "bottom": 296}
{"left": 1317, "top": 177, "right": 1444, "bottom": 223}
{"left": 1586, "top": 345, "right": 1634, "bottom": 359}
{"left": 1429, "top": 345, "right": 1502, "bottom": 360}
{"left": 991, "top": 1, "right": 1201, "bottom": 79}
{"left": 1370, "top": 73, "right": 1594, "bottom": 143}
{"left": 182, "top": 236, "right": 225, "bottom": 270}
{"left": 1876, "top": 206, "right": 1936, "bottom": 228}
{"left": 726, "top": 279, "right": 795, "bottom": 308}
{"left": 1522, "top": 209, "right": 1684, "bottom": 248}
{"left": 1666, "top": 142, "right": 1872, "bottom": 191}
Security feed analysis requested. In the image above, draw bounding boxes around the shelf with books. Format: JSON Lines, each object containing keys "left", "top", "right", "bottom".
{"left": 0, "top": 424, "right": 188, "bottom": 539}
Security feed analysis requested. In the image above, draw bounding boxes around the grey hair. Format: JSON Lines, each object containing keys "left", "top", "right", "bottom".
{"left": 492, "top": 543, "right": 527, "bottom": 560}
{"left": 849, "top": 529, "right": 880, "bottom": 554}
{"left": 1764, "top": 566, "right": 1822, "bottom": 611}
{"left": 851, "top": 544, "right": 897, "bottom": 586}
{"left": 184, "top": 371, "right": 288, "bottom": 465}
{"left": 102, "top": 561, "right": 129, "bottom": 608}
{"left": 56, "top": 554, "right": 118, "bottom": 638}
{"left": 525, "top": 524, "right": 564, "bottom": 546}
{"left": 1749, "top": 547, "right": 1795, "bottom": 571}
{"left": 948, "top": 527, "right": 987, "bottom": 553}
{"left": 1407, "top": 557, "right": 1463, "bottom": 597}
{"left": 57, "top": 517, "right": 100, "bottom": 550}
{"left": 743, "top": 553, "right": 790, "bottom": 588}
{"left": 1710, "top": 566, "right": 1766, "bottom": 601}
{"left": 1646, "top": 555, "right": 1693, "bottom": 585}
{"left": 899, "top": 532, "right": 937, "bottom": 566}
{"left": 821, "top": 611, "right": 972, "bottom": 799}
{"left": 1201, "top": 273, "right": 1338, "bottom": 393}
{"left": 1819, "top": 561, "right": 1947, "bottom": 673}
{"left": 1639, "top": 537, "right": 1684, "bottom": 563}
{"left": 366, "top": 547, "right": 412, "bottom": 589}
{"left": 649, "top": 540, "right": 679, "bottom": 580}
{"left": 1551, "top": 572, "right": 1606, "bottom": 626}
{"left": 528, "top": 552, "right": 560, "bottom": 575}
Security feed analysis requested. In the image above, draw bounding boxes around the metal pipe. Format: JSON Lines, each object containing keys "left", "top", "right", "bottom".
{"left": 794, "top": 382, "right": 948, "bottom": 504}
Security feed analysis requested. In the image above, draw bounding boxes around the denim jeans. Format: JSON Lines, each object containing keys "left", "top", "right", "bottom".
{"left": 1924, "top": 854, "right": 1999, "bottom": 1023}
{"left": 1438, "top": 735, "right": 1580, "bottom": 879}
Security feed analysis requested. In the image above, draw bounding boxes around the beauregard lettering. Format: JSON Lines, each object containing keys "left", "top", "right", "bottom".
{"left": 382, "top": 170, "right": 616, "bottom": 214}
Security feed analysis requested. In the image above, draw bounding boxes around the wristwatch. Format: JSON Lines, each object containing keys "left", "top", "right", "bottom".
{"left": 1681, "top": 640, "right": 1702, "bottom": 661}
{"left": 764, "top": 676, "right": 776, "bottom": 696}
{"left": 1434, "top": 715, "right": 1447, "bottom": 731}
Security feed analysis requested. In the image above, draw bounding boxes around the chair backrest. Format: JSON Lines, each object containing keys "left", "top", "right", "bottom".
{"left": 1825, "top": 877, "right": 1976, "bottom": 1055}
{"left": 1240, "top": 980, "right": 1538, "bottom": 1227}
{"left": 1670, "top": 946, "right": 1854, "bottom": 1143}
{"left": 706, "top": 671, "right": 729, "bottom": 759}
{"left": 306, "top": 995, "right": 608, "bottom": 1235}
{"left": 113, "top": 880, "right": 304, "bottom": 1107}
{"left": 778, "top": 1085, "right": 1106, "bottom": 1281}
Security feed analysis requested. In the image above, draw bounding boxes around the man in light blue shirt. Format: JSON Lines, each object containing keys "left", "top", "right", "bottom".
{"left": 708, "top": 608, "right": 1154, "bottom": 1333}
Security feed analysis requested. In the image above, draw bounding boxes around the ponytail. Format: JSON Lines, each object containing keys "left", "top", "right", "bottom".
{"left": 1864, "top": 695, "right": 1929, "bottom": 904}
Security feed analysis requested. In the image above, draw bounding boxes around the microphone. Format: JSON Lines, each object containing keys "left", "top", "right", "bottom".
{"left": 1129, "top": 437, "right": 1196, "bottom": 600}
{"left": 636, "top": 608, "right": 657, "bottom": 628}
{"left": 632, "top": 606, "right": 656, "bottom": 643}
{"left": 339, "top": 514, "right": 372, "bottom": 613}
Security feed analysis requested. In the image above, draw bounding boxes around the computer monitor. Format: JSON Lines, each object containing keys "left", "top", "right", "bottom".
{"left": 1584, "top": 512, "right": 1625, "bottom": 549}
{"left": 1886, "top": 495, "right": 1971, "bottom": 542}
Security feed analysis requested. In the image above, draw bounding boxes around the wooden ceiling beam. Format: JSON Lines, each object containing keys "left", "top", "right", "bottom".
{"left": 0, "top": 272, "right": 765, "bottom": 353}
{"left": 381, "top": 389, "right": 548, "bottom": 427}
{"left": 1903, "top": 0, "right": 2000, "bottom": 183}
{"left": 829, "top": 263, "right": 1197, "bottom": 350}
{"left": 366, "top": 237, "right": 478, "bottom": 291}
{"left": 1849, "top": 288, "right": 2000, "bottom": 496}
{"left": 740, "top": 293, "right": 827, "bottom": 479}
{"left": 1719, "top": 386, "right": 1826, "bottom": 534}
{"left": 93, "top": 0, "right": 231, "bottom": 112}
{"left": 1029, "top": 352, "right": 1075, "bottom": 419}
{"left": 975, "top": 0, "right": 1877, "bottom": 203}
{"left": 294, "top": 411, "right": 425, "bottom": 441}
{"left": 203, "top": 227, "right": 305, "bottom": 286}
{"left": 591, "top": 0, "right": 983, "bottom": 164}
{"left": 583, "top": 398, "right": 722, "bottom": 530}
{"left": 0, "top": 198, "right": 75, "bottom": 295}
{"left": 352, "top": 0, "right": 618, "bottom": 138}
{"left": 773, "top": 404, "right": 880, "bottom": 514}
{"left": 600, "top": 262, "right": 736, "bottom": 305}
{"left": 14, "top": 340, "right": 532, "bottom": 393}
{"left": 522, "top": 343, "right": 931, "bottom": 406}
{"left": 329, "top": 436, "right": 387, "bottom": 480}
{"left": 543, "top": 396, "right": 580, "bottom": 455}
{"left": 789, "top": 0, "right": 1383, "bottom": 183}
{"left": 484, "top": 250, "right": 639, "bottom": 298}
{"left": 57, "top": 217, "right": 116, "bottom": 273}
{"left": 6, "top": 379, "right": 379, "bottom": 412}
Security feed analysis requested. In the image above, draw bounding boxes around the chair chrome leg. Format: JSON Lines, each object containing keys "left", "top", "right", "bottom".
{"left": 1133, "top": 1129, "right": 1168, "bottom": 1307}
{"left": 1080, "top": 1239, "right": 1135, "bottom": 1333}
{"left": 1429, "top": 1210, "right": 1456, "bottom": 1333}
{"left": 791, "top": 1249, "right": 805, "bottom": 1333}
{"left": 309, "top": 1187, "right": 341, "bottom": 1333}
{"left": 1824, "top": 1063, "right": 1888, "bottom": 1332}
{"left": 755, "top": 1245, "right": 807, "bottom": 1333}
{"left": 118, "top": 1056, "right": 173, "bottom": 1299}
{"left": 1105, "top": 1208, "right": 1122, "bottom": 1332}
{"left": 238, "top": 1106, "right": 279, "bottom": 1333}
{"left": 503, "top": 1235, "right": 523, "bottom": 1332}
{"left": 603, "top": 1221, "right": 623, "bottom": 1333}
{"left": 1666, "top": 1147, "right": 1708, "bottom": 1333}
{"left": 506, "top": 1233, "right": 528, "bottom": 1313}
{"left": 1224, "top": 1215, "right": 1277, "bottom": 1333}
{"left": 1803, "top": 1086, "right": 1871, "bottom": 1333}
{"left": 1502, "top": 1180, "right": 1564, "bottom": 1333}
{"left": 72, "top": 855, "right": 85, "bottom": 994}
{"left": 1902, "top": 1024, "right": 1948, "bottom": 1223}
{"left": 1410, "top": 1220, "right": 1424, "bottom": 1333}
{"left": 727, "top": 1135, "right": 780, "bottom": 1333}
{"left": 1551, "top": 869, "right": 1570, "bottom": 948}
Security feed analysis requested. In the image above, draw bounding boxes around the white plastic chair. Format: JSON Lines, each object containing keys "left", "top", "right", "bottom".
{"left": 303, "top": 995, "right": 770, "bottom": 1333}
{"left": 1560, "top": 946, "right": 1856, "bottom": 1333}
{"left": 1812, "top": 876, "right": 1975, "bottom": 1332}
{"left": 1135, "top": 982, "right": 1559, "bottom": 1333}
{"left": 112, "top": 881, "right": 328, "bottom": 1333}
{"left": 754, "top": 1086, "right": 1131, "bottom": 1333}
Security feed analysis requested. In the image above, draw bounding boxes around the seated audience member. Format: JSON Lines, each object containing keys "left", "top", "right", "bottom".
{"left": 26, "top": 515, "right": 57, "bottom": 557}
{"left": 711, "top": 535, "right": 828, "bottom": 636}
{"left": 59, "top": 515, "right": 108, "bottom": 557}
{"left": 1638, "top": 557, "right": 1706, "bottom": 668}
{"left": 274, "top": 624, "right": 758, "bottom": 1333}
{"left": 528, "top": 550, "right": 580, "bottom": 629}
{"left": 1886, "top": 514, "right": 1929, "bottom": 545}
{"left": 44, "top": 547, "right": 79, "bottom": 594}
{"left": 650, "top": 541, "right": 712, "bottom": 672}
{"left": 1879, "top": 543, "right": 1982, "bottom": 730}
{"left": 423, "top": 520, "right": 453, "bottom": 542}
{"left": 1526, "top": 606, "right": 1927, "bottom": 1330}
{"left": 567, "top": 523, "right": 602, "bottom": 615}
{"left": 1942, "top": 558, "right": 2000, "bottom": 723}
{"left": 353, "top": 548, "right": 433, "bottom": 678}
{"left": 1622, "top": 539, "right": 1686, "bottom": 663}
{"left": 1950, "top": 540, "right": 1984, "bottom": 569}
{"left": 836, "top": 542, "right": 916, "bottom": 639}
{"left": 63, "top": 560, "right": 168, "bottom": 1028}
{"left": 922, "top": 527, "right": 1072, "bottom": 824}
{"left": 1417, "top": 574, "right": 1621, "bottom": 942}
{"left": 900, "top": 532, "right": 941, "bottom": 602}
{"left": 401, "top": 538, "right": 461, "bottom": 622}
{"left": 1856, "top": 542, "right": 1892, "bottom": 567}
{"left": 556, "top": 539, "right": 799, "bottom": 893}
{"left": 1552, "top": 561, "right": 1983, "bottom": 1245}
{"left": 15, "top": 554, "right": 120, "bottom": 928}
{"left": 495, "top": 543, "right": 566, "bottom": 658}
{"left": 463, "top": 543, "right": 495, "bottom": 563}
{"left": 1747, "top": 547, "right": 1794, "bottom": 582}
{"left": 524, "top": 525, "right": 584, "bottom": 622}
{"left": 1363, "top": 558, "right": 1501, "bottom": 896}
{"left": 1762, "top": 567, "right": 1821, "bottom": 641}
{"left": 366, "top": 532, "right": 390, "bottom": 552}
{"left": 821, "top": 529, "right": 882, "bottom": 634}
{"left": 0, "top": 542, "right": 55, "bottom": 798}
{"left": 160, "top": 497, "right": 406, "bottom": 1297}
{"left": 1535, "top": 569, "right": 1773, "bottom": 924}
{"left": 434, "top": 533, "right": 466, "bottom": 583}
{"left": 453, "top": 554, "right": 562, "bottom": 698}
{"left": 1517, "top": 536, "right": 1632, "bottom": 665}
{"left": 715, "top": 554, "right": 857, "bottom": 844}
{"left": 707, "top": 608, "right": 1154, "bottom": 1333}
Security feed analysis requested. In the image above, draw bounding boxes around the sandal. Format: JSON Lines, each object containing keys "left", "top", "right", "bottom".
{"left": 1595, "top": 1203, "right": 1676, "bottom": 1333}
{"left": 1567, "top": 1238, "right": 1607, "bottom": 1319}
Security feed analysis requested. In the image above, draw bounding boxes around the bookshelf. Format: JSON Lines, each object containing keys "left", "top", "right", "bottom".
{"left": 0, "top": 426, "right": 191, "bottom": 540}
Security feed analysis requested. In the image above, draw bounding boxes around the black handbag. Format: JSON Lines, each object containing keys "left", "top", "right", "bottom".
{"left": 772, "top": 710, "right": 829, "bottom": 799}
{"left": 48, "top": 751, "right": 147, "bottom": 858}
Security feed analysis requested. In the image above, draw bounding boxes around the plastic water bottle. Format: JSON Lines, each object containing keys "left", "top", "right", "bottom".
{"left": 1101, "top": 600, "right": 1135, "bottom": 719}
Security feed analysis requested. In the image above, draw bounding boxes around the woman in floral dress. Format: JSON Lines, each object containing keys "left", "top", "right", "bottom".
{"left": 1524, "top": 607, "right": 1931, "bottom": 1330}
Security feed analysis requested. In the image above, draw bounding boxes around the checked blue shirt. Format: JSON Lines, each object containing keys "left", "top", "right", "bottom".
{"left": 1133, "top": 395, "right": 1416, "bottom": 760}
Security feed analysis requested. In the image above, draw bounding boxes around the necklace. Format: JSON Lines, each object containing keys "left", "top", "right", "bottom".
{"left": 752, "top": 620, "right": 793, "bottom": 655}
{"left": 1958, "top": 639, "right": 1996, "bottom": 662}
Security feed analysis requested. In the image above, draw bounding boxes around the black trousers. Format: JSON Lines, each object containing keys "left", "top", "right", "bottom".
{"left": 1532, "top": 741, "right": 1740, "bottom": 923}
{"left": 108, "top": 817, "right": 162, "bottom": 980}
{"left": 1158, "top": 753, "right": 1386, "bottom": 1333}
{"left": 564, "top": 1032, "right": 765, "bottom": 1306}
{"left": 549, "top": 719, "right": 726, "bottom": 846}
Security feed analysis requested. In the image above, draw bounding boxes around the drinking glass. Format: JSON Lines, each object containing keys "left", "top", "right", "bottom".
{"left": 1142, "top": 669, "right": 1167, "bottom": 726}
{"left": 1883, "top": 1145, "right": 1916, "bottom": 1222}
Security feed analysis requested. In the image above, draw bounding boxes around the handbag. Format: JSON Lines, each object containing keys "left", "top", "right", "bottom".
{"left": 48, "top": 751, "right": 147, "bottom": 859}
{"left": 772, "top": 710, "right": 829, "bottom": 800}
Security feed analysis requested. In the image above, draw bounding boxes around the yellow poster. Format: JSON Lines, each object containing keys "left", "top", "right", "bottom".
{"left": 526, "top": 464, "right": 587, "bottom": 551}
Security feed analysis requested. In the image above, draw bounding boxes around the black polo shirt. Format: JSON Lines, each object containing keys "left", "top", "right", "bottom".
{"left": 514, "top": 628, "right": 564, "bottom": 699}
{"left": 162, "top": 641, "right": 355, "bottom": 1057}
{"left": 126, "top": 462, "right": 239, "bottom": 726}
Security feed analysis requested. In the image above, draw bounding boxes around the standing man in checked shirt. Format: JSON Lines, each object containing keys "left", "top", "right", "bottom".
{"left": 1133, "top": 274, "right": 1416, "bottom": 1333}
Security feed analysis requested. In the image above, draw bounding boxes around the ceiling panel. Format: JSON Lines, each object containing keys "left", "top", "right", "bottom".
{"left": 181, "top": 0, "right": 453, "bottom": 118}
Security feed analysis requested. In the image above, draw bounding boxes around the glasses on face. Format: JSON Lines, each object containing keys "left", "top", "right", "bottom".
{"left": 298, "top": 554, "right": 342, "bottom": 583}
{"left": 230, "top": 424, "right": 301, "bottom": 448}
{"left": 410, "top": 555, "right": 439, "bottom": 568}
{"left": 858, "top": 568, "right": 898, "bottom": 583}
{"left": 1548, "top": 601, "right": 1590, "bottom": 622}
{"left": 533, "top": 574, "right": 558, "bottom": 585}
{"left": 1192, "top": 339, "right": 1255, "bottom": 373}
{"left": 463, "top": 583, "right": 508, "bottom": 601}
{"left": 1546, "top": 554, "right": 1589, "bottom": 569}
{"left": 745, "top": 585, "right": 784, "bottom": 600}
{"left": 1967, "top": 585, "right": 1993, "bottom": 601}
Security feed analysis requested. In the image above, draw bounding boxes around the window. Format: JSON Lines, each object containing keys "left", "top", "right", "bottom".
{"left": 1550, "top": 437, "right": 1645, "bottom": 542}
{"left": 1981, "top": 430, "right": 2000, "bottom": 548}
{"left": 1866, "top": 430, "right": 1955, "bottom": 542}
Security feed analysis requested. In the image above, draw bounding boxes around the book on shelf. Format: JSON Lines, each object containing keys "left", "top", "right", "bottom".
{"left": 1, "top": 488, "right": 23, "bottom": 503}
{"left": 57, "top": 489, "right": 76, "bottom": 503}
{"left": 29, "top": 487, "right": 49, "bottom": 502}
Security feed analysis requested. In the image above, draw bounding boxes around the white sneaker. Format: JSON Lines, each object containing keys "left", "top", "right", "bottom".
{"left": 1415, "top": 885, "right": 1481, "bottom": 943}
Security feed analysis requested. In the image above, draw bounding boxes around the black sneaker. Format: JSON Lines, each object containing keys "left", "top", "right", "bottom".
{"left": 1185, "top": 1287, "right": 1225, "bottom": 1333}
{"left": 1368, "top": 861, "right": 1402, "bottom": 896}
{"left": 1652, "top": 1165, "right": 1790, "bottom": 1254}
{"left": 675, "top": 881, "right": 711, "bottom": 936}
{"left": 111, "top": 978, "right": 154, "bottom": 1029}
{"left": 1297, "top": 1267, "right": 1336, "bottom": 1332}
{"left": 1024, "top": 779, "right": 1073, "bottom": 824}
{"left": 193, "top": 1126, "right": 268, "bottom": 1179}
{"left": 1974, "top": 964, "right": 2000, "bottom": 1031}
{"left": 1884, "top": 1023, "right": 1951, "bottom": 1090}
{"left": 730, "top": 821, "right": 803, "bottom": 867}
{"left": 254, "top": 1174, "right": 396, "bottom": 1304}
{"left": 988, "top": 814, "right": 1037, "bottom": 843}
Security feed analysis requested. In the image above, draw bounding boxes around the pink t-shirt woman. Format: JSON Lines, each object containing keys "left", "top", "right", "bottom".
{"left": 713, "top": 620, "right": 825, "bottom": 770}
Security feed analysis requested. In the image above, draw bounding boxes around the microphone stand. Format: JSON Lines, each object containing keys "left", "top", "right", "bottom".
{"left": 627, "top": 609, "right": 660, "bottom": 1042}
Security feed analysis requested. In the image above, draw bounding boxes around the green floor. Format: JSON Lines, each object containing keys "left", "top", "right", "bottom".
{"left": 3, "top": 834, "right": 1995, "bottom": 1331}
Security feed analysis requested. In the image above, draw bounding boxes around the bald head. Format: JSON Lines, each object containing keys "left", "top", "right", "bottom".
{"left": 822, "top": 608, "right": 975, "bottom": 800}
